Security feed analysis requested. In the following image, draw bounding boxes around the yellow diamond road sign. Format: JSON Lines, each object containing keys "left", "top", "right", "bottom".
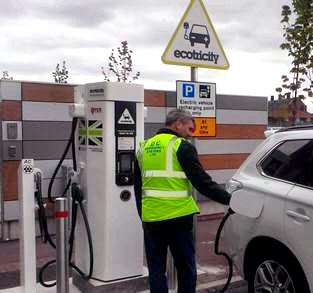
{"left": 162, "top": 0, "right": 229, "bottom": 70}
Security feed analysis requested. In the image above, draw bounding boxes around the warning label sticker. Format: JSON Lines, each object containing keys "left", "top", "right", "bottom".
{"left": 118, "top": 108, "right": 135, "bottom": 124}
{"left": 23, "top": 159, "right": 34, "bottom": 174}
{"left": 115, "top": 102, "right": 136, "bottom": 137}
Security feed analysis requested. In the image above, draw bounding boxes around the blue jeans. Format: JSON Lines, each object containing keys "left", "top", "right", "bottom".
{"left": 143, "top": 215, "right": 197, "bottom": 293}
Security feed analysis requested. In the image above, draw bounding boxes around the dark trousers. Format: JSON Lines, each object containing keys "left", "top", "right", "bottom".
{"left": 143, "top": 215, "right": 197, "bottom": 293}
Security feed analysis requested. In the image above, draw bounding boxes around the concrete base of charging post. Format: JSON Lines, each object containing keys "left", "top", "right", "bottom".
{"left": 73, "top": 271, "right": 149, "bottom": 293}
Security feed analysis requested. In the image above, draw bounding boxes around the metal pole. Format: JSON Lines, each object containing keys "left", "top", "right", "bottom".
{"left": 191, "top": 66, "right": 198, "bottom": 263}
{"left": 18, "top": 159, "right": 37, "bottom": 293}
{"left": 56, "top": 197, "right": 69, "bottom": 293}
{"left": 191, "top": 67, "right": 198, "bottom": 82}
{"left": 167, "top": 67, "right": 199, "bottom": 292}
{"left": 62, "top": 165, "right": 72, "bottom": 230}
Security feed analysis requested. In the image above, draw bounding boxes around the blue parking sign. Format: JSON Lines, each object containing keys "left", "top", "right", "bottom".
{"left": 182, "top": 83, "right": 195, "bottom": 98}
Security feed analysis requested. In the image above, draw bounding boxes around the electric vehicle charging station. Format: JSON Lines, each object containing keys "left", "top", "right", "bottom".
{"left": 70, "top": 82, "right": 145, "bottom": 290}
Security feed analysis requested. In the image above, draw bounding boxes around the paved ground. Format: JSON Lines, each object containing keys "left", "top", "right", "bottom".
{"left": 199, "top": 280, "right": 248, "bottom": 293}
{"left": 0, "top": 216, "right": 247, "bottom": 292}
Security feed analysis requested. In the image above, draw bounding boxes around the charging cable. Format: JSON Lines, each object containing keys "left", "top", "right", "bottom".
{"left": 214, "top": 208, "right": 235, "bottom": 293}
{"left": 36, "top": 117, "right": 95, "bottom": 287}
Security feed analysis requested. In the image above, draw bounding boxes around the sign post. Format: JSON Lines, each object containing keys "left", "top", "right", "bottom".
{"left": 162, "top": 0, "right": 229, "bottom": 289}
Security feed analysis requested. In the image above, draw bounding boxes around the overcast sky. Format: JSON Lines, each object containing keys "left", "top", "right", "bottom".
{"left": 1, "top": 0, "right": 311, "bottom": 111}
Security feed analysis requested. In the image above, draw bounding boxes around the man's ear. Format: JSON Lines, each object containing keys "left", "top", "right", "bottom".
{"left": 175, "top": 120, "right": 182, "bottom": 128}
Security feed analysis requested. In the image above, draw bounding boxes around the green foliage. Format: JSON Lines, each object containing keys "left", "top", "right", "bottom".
{"left": 52, "top": 61, "right": 69, "bottom": 84}
{"left": 276, "top": 0, "right": 313, "bottom": 101}
{"left": 1, "top": 71, "right": 13, "bottom": 80}
{"left": 101, "top": 41, "right": 140, "bottom": 83}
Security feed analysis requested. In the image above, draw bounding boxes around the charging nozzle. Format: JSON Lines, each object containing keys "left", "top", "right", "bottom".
{"left": 69, "top": 103, "right": 85, "bottom": 118}
{"left": 227, "top": 207, "right": 235, "bottom": 215}
{"left": 226, "top": 179, "right": 242, "bottom": 194}
{"left": 69, "top": 85, "right": 86, "bottom": 118}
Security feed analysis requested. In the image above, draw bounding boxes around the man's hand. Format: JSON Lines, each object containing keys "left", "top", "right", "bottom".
{"left": 228, "top": 207, "right": 235, "bottom": 215}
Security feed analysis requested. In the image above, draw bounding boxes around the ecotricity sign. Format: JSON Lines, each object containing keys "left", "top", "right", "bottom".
{"left": 162, "top": 0, "right": 229, "bottom": 70}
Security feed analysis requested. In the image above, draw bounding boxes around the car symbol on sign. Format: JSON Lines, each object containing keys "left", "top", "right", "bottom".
{"left": 184, "top": 22, "right": 210, "bottom": 48}
{"left": 199, "top": 85, "right": 211, "bottom": 98}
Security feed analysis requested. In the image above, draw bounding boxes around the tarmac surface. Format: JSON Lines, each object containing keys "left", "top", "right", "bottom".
{"left": 0, "top": 210, "right": 247, "bottom": 292}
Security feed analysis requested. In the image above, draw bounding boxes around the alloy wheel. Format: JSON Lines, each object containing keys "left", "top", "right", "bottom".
{"left": 254, "top": 260, "right": 295, "bottom": 293}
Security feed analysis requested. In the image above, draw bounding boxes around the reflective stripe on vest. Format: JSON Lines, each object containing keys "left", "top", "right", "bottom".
{"left": 142, "top": 135, "right": 190, "bottom": 194}
{"left": 166, "top": 136, "right": 177, "bottom": 171}
{"left": 143, "top": 170, "right": 187, "bottom": 178}
{"left": 142, "top": 190, "right": 191, "bottom": 198}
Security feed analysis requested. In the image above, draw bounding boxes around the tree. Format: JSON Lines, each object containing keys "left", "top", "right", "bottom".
{"left": 275, "top": 0, "right": 313, "bottom": 123}
{"left": 101, "top": 41, "right": 140, "bottom": 83}
{"left": 1, "top": 71, "right": 13, "bottom": 80}
{"left": 52, "top": 61, "right": 69, "bottom": 83}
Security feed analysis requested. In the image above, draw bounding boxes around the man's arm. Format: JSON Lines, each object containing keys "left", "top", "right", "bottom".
{"left": 177, "top": 140, "right": 231, "bottom": 205}
{"left": 134, "top": 158, "right": 142, "bottom": 219}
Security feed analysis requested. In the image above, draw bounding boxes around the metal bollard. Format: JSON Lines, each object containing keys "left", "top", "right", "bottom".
{"left": 55, "top": 197, "right": 69, "bottom": 293}
{"left": 62, "top": 165, "right": 73, "bottom": 230}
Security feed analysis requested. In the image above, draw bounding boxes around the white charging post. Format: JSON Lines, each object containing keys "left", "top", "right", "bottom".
{"left": 18, "top": 159, "right": 37, "bottom": 293}
{"left": 71, "top": 82, "right": 144, "bottom": 287}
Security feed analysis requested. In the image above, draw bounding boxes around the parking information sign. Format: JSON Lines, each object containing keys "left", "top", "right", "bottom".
{"left": 177, "top": 80, "right": 216, "bottom": 137}
{"left": 162, "top": 0, "right": 229, "bottom": 70}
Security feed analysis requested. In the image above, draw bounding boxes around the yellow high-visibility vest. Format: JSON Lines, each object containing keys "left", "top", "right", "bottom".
{"left": 138, "top": 133, "right": 199, "bottom": 222}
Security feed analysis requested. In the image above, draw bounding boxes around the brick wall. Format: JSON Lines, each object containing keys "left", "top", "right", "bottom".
{"left": 0, "top": 80, "right": 267, "bottom": 221}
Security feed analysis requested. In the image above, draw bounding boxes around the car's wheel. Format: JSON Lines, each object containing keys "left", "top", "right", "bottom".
{"left": 248, "top": 250, "right": 310, "bottom": 293}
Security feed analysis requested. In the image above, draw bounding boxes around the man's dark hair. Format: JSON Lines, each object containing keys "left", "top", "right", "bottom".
{"left": 165, "top": 109, "right": 194, "bottom": 126}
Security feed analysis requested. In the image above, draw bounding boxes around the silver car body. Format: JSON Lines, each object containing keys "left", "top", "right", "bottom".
{"left": 224, "top": 128, "right": 313, "bottom": 292}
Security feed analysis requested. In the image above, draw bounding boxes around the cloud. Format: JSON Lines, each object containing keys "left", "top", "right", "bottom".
{"left": 0, "top": 0, "right": 294, "bottom": 100}
{"left": 0, "top": 0, "right": 114, "bottom": 27}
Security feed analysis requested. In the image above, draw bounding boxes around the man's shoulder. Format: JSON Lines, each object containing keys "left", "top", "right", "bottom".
{"left": 177, "top": 139, "right": 196, "bottom": 154}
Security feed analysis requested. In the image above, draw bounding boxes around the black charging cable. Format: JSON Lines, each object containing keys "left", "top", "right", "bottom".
{"left": 47, "top": 118, "right": 78, "bottom": 203}
{"left": 36, "top": 117, "right": 95, "bottom": 287}
{"left": 214, "top": 208, "right": 235, "bottom": 293}
{"left": 38, "top": 183, "right": 94, "bottom": 287}
{"left": 37, "top": 118, "right": 79, "bottom": 251}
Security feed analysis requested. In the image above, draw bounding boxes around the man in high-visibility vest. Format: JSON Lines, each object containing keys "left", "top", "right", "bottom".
{"left": 134, "top": 109, "right": 231, "bottom": 293}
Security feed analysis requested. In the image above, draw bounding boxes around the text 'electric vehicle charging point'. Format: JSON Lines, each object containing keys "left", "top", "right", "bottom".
{"left": 70, "top": 82, "right": 147, "bottom": 292}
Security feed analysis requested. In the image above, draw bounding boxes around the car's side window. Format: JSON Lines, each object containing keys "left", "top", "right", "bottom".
{"left": 261, "top": 139, "right": 313, "bottom": 187}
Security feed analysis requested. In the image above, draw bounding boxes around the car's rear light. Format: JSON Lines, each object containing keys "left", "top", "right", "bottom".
{"left": 226, "top": 179, "right": 243, "bottom": 194}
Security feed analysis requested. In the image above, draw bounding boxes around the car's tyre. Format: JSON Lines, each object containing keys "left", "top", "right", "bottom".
{"left": 247, "top": 250, "right": 310, "bottom": 293}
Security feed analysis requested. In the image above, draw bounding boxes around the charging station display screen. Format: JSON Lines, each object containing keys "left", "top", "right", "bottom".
{"left": 120, "top": 154, "right": 132, "bottom": 172}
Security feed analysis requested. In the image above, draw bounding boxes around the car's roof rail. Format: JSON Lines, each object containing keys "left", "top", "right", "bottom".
{"left": 276, "top": 124, "right": 313, "bottom": 133}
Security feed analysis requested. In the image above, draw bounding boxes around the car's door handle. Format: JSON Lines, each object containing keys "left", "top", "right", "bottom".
{"left": 286, "top": 210, "right": 311, "bottom": 222}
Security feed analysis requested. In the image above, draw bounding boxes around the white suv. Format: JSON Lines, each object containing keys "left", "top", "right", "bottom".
{"left": 224, "top": 126, "right": 313, "bottom": 293}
